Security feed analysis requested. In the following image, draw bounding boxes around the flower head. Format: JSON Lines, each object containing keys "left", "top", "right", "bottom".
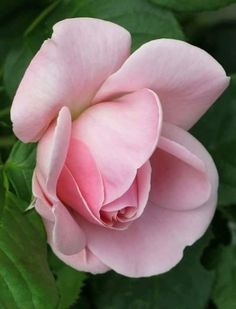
{"left": 11, "top": 18, "right": 229, "bottom": 277}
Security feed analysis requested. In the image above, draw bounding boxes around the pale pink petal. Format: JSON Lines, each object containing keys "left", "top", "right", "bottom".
{"left": 104, "top": 160, "right": 150, "bottom": 219}
{"left": 33, "top": 173, "right": 54, "bottom": 221}
{"left": 95, "top": 39, "right": 229, "bottom": 129}
{"left": 78, "top": 124, "right": 218, "bottom": 277}
{"left": 33, "top": 183, "right": 86, "bottom": 255}
{"left": 57, "top": 140, "right": 104, "bottom": 225}
{"left": 136, "top": 161, "right": 152, "bottom": 218}
{"left": 51, "top": 247, "right": 110, "bottom": 274}
{"left": 34, "top": 167, "right": 104, "bottom": 266}
{"left": 35, "top": 199, "right": 54, "bottom": 222}
{"left": 36, "top": 106, "right": 71, "bottom": 201}
{"left": 160, "top": 122, "right": 218, "bottom": 190}
{"left": 72, "top": 89, "right": 162, "bottom": 204}
{"left": 80, "top": 196, "right": 217, "bottom": 277}
{"left": 61, "top": 138, "right": 104, "bottom": 216}
{"left": 101, "top": 181, "right": 137, "bottom": 213}
{"left": 100, "top": 161, "right": 151, "bottom": 228}
{"left": 11, "top": 18, "right": 131, "bottom": 142}
{"left": 34, "top": 108, "right": 95, "bottom": 253}
{"left": 150, "top": 123, "right": 215, "bottom": 210}
{"left": 50, "top": 202, "right": 86, "bottom": 255}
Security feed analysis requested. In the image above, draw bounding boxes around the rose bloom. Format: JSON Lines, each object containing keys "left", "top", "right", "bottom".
{"left": 11, "top": 18, "right": 229, "bottom": 277}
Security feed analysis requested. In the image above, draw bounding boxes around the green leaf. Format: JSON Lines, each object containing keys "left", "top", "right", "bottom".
{"left": 49, "top": 252, "right": 87, "bottom": 309}
{"left": 211, "top": 245, "right": 236, "bottom": 309}
{"left": 34, "top": 0, "right": 184, "bottom": 50}
{"left": 81, "top": 233, "right": 214, "bottom": 309}
{"left": 63, "top": 0, "right": 185, "bottom": 51}
{"left": 57, "top": 267, "right": 86, "bottom": 309}
{"left": 191, "top": 75, "right": 236, "bottom": 207}
{"left": 5, "top": 141, "right": 36, "bottom": 203}
{"left": 193, "top": 21, "right": 236, "bottom": 75}
{"left": 0, "top": 174, "right": 59, "bottom": 308}
{"left": 0, "top": 8, "right": 40, "bottom": 70}
{"left": 3, "top": 43, "right": 34, "bottom": 99}
{"left": 150, "top": 0, "right": 236, "bottom": 12}
{"left": 3, "top": 0, "right": 184, "bottom": 98}
{"left": 0, "top": 0, "right": 50, "bottom": 21}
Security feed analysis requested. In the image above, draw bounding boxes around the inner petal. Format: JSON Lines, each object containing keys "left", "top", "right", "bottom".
{"left": 100, "top": 178, "right": 138, "bottom": 228}
{"left": 57, "top": 138, "right": 104, "bottom": 225}
{"left": 99, "top": 161, "right": 151, "bottom": 229}
{"left": 71, "top": 88, "right": 162, "bottom": 204}
{"left": 150, "top": 123, "right": 212, "bottom": 210}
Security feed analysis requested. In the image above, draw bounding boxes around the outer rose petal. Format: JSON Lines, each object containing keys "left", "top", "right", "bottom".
{"left": 51, "top": 247, "right": 110, "bottom": 274}
{"left": 34, "top": 193, "right": 86, "bottom": 255}
{"left": 150, "top": 123, "right": 214, "bottom": 210}
{"left": 78, "top": 124, "right": 218, "bottom": 277}
{"left": 34, "top": 171, "right": 108, "bottom": 272}
{"left": 94, "top": 39, "right": 229, "bottom": 129}
{"left": 33, "top": 173, "right": 54, "bottom": 221}
{"left": 33, "top": 107, "right": 86, "bottom": 255}
{"left": 11, "top": 18, "right": 131, "bottom": 142}
{"left": 159, "top": 123, "right": 218, "bottom": 191}
{"left": 36, "top": 106, "right": 71, "bottom": 201}
{"left": 49, "top": 202, "right": 86, "bottom": 255}
{"left": 80, "top": 197, "right": 217, "bottom": 277}
{"left": 72, "top": 88, "right": 162, "bottom": 204}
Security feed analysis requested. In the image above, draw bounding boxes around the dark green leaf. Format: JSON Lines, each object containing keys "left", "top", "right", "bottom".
{"left": 211, "top": 245, "right": 236, "bottom": 309}
{"left": 150, "top": 0, "right": 236, "bottom": 12}
{"left": 0, "top": 174, "right": 59, "bottom": 309}
{"left": 68, "top": 0, "right": 185, "bottom": 51}
{"left": 49, "top": 252, "right": 87, "bottom": 309}
{"left": 0, "top": 0, "right": 50, "bottom": 22}
{"left": 5, "top": 141, "right": 36, "bottom": 202}
{"left": 193, "top": 21, "right": 236, "bottom": 75}
{"left": 3, "top": 43, "right": 34, "bottom": 99}
{"left": 0, "top": 8, "right": 40, "bottom": 70}
{"left": 57, "top": 267, "right": 86, "bottom": 309}
{"left": 82, "top": 233, "right": 214, "bottom": 309}
{"left": 32, "top": 0, "right": 184, "bottom": 50}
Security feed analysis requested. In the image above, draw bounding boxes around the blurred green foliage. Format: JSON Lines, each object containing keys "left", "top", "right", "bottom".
{"left": 150, "top": 0, "right": 236, "bottom": 12}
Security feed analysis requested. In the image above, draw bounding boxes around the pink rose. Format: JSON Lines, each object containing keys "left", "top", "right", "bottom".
{"left": 11, "top": 18, "right": 229, "bottom": 277}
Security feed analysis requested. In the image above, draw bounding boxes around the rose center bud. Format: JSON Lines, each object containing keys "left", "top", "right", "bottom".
{"left": 98, "top": 183, "right": 139, "bottom": 229}
{"left": 99, "top": 206, "right": 137, "bottom": 229}
{"left": 57, "top": 137, "right": 151, "bottom": 230}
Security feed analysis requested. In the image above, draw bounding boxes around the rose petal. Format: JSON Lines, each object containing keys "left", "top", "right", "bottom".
{"left": 136, "top": 161, "right": 152, "bottom": 218}
{"left": 150, "top": 122, "right": 214, "bottom": 210}
{"left": 33, "top": 107, "right": 87, "bottom": 254}
{"left": 57, "top": 139, "right": 104, "bottom": 224}
{"left": 78, "top": 122, "right": 218, "bottom": 277}
{"left": 100, "top": 161, "right": 151, "bottom": 227}
{"left": 95, "top": 39, "right": 229, "bottom": 129}
{"left": 51, "top": 202, "right": 86, "bottom": 255}
{"left": 11, "top": 18, "right": 131, "bottom": 142}
{"left": 33, "top": 173, "right": 54, "bottom": 221}
{"left": 51, "top": 247, "right": 110, "bottom": 274}
{"left": 72, "top": 88, "right": 162, "bottom": 204}
{"left": 34, "top": 194, "right": 86, "bottom": 255}
{"left": 36, "top": 106, "right": 71, "bottom": 201}
{"left": 80, "top": 195, "right": 217, "bottom": 277}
